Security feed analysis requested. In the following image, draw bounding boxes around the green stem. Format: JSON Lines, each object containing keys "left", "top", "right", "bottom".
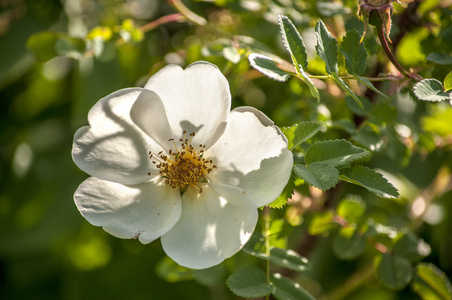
{"left": 263, "top": 206, "right": 271, "bottom": 300}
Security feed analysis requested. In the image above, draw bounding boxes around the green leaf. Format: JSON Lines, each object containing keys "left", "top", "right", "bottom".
{"left": 55, "top": 36, "right": 85, "bottom": 58}
{"left": 27, "top": 31, "right": 61, "bottom": 61}
{"left": 282, "top": 121, "right": 322, "bottom": 150}
{"left": 336, "top": 196, "right": 366, "bottom": 223}
{"left": 412, "top": 263, "right": 452, "bottom": 300}
{"left": 268, "top": 170, "right": 296, "bottom": 209}
{"left": 355, "top": 75, "right": 390, "bottom": 99}
{"left": 226, "top": 266, "right": 273, "bottom": 298}
{"left": 294, "top": 163, "right": 339, "bottom": 191}
{"left": 305, "top": 139, "right": 370, "bottom": 168}
{"left": 340, "top": 165, "right": 399, "bottom": 198}
{"left": 444, "top": 71, "right": 452, "bottom": 91}
{"left": 308, "top": 211, "right": 336, "bottom": 236}
{"left": 279, "top": 15, "right": 308, "bottom": 71}
{"left": 248, "top": 53, "right": 291, "bottom": 82}
{"left": 333, "top": 227, "right": 366, "bottom": 260}
{"left": 414, "top": 79, "right": 450, "bottom": 102}
{"left": 376, "top": 254, "right": 413, "bottom": 290}
{"left": 271, "top": 273, "right": 315, "bottom": 300}
{"left": 393, "top": 232, "right": 431, "bottom": 263}
{"left": 422, "top": 108, "right": 452, "bottom": 137}
{"left": 269, "top": 247, "right": 310, "bottom": 272}
{"left": 298, "top": 69, "right": 321, "bottom": 102}
{"left": 345, "top": 95, "right": 372, "bottom": 117}
{"left": 276, "top": 16, "right": 321, "bottom": 102}
{"left": 351, "top": 125, "right": 382, "bottom": 150}
{"left": 242, "top": 231, "right": 267, "bottom": 259}
{"left": 332, "top": 72, "right": 363, "bottom": 108}
{"left": 315, "top": 19, "right": 338, "bottom": 74}
{"left": 340, "top": 30, "right": 367, "bottom": 76}
{"left": 426, "top": 52, "right": 452, "bottom": 65}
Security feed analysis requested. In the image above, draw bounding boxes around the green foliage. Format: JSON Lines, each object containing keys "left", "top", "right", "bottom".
{"left": 226, "top": 266, "right": 273, "bottom": 298}
{"left": 248, "top": 53, "right": 290, "bottom": 82}
{"left": 279, "top": 15, "right": 308, "bottom": 72}
{"left": 340, "top": 30, "right": 367, "bottom": 76}
{"left": 282, "top": 121, "right": 322, "bottom": 150}
{"left": 304, "top": 139, "right": 370, "bottom": 168}
{"left": 336, "top": 197, "right": 366, "bottom": 223}
{"left": 444, "top": 71, "right": 452, "bottom": 91}
{"left": 376, "top": 254, "right": 413, "bottom": 290}
{"left": 269, "top": 247, "right": 310, "bottom": 272}
{"left": 294, "top": 163, "right": 339, "bottom": 191}
{"left": 333, "top": 227, "right": 366, "bottom": 260}
{"left": 271, "top": 273, "right": 315, "bottom": 300}
{"left": 315, "top": 19, "right": 338, "bottom": 75}
{"left": 412, "top": 263, "right": 452, "bottom": 300}
{"left": 4, "top": 1, "right": 452, "bottom": 299}
{"left": 414, "top": 79, "right": 451, "bottom": 102}
{"left": 340, "top": 165, "right": 399, "bottom": 198}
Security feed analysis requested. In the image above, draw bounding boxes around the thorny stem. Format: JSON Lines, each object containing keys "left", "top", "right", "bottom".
{"left": 377, "top": 22, "right": 422, "bottom": 81}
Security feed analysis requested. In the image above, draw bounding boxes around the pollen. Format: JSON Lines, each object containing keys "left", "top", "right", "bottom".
{"left": 148, "top": 131, "right": 216, "bottom": 192}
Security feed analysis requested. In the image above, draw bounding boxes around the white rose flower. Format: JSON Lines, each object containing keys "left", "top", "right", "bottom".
{"left": 72, "top": 61, "right": 293, "bottom": 269}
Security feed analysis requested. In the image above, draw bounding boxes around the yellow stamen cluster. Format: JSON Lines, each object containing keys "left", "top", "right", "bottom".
{"left": 148, "top": 131, "right": 216, "bottom": 192}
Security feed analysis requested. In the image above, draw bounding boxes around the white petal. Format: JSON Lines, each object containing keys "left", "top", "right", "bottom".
{"left": 205, "top": 107, "right": 293, "bottom": 207}
{"left": 72, "top": 88, "right": 161, "bottom": 185}
{"left": 144, "top": 61, "right": 230, "bottom": 149}
{"left": 130, "top": 89, "right": 174, "bottom": 150}
{"left": 74, "top": 177, "right": 181, "bottom": 243}
{"left": 161, "top": 182, "right": 258, "bottom": 269}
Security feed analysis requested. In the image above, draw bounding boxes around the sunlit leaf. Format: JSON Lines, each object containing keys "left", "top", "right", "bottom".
{"left": 223, "top": 46, "right": 241, "bottom": 63}
{"left": 412, "top": 263, "right": 452, "bottom": 300}
{"left": 271, "top": 273, "right": 315, "bottom": 300}
{"left": 414, "top": 79, "right": 450, "bottom": 102}
{"left": 308, "top": 211, "right": 337, "bottom": 236}
{"left": 444, "top": 71, "right": 452, "bottom": 91}
{"left": 27, "top": 31, "right": 61, "bottom": 61}
{"left": 315, "top": 19, "right": 338, "bottom": 75}
{"left": 298, "top": 69, "right": 321, "bottom": 102}
{"left": 269, "top": 247, "right": 310, "bottom": 272}
{"left": 340, "top": 30, "right": 367, "bottom": 76}
{"left": 376, "top": 254, "right": 413, "bottom": 290}
{"left": 268, "top": 170, "right": 296, "bottom": 209}
{"left": 279, "top": 15, "right": 308, "bottom": 71}
{"left": 226, "top": 266, "right": 273, "bottom": 298}
{"left": 336, "top": 196, "right": 366, "bottom": 223}
{"left": 248, "top": 53, "right": 291, "bottom": 82}
{"left": 294, "top": 163, "right": 339, "bottom": 191}
{"left": 340, "top": 166, "right": 399, "bottom": 198}
{"left": 305, "top": 139, "right": 370, "bottom": 168}
{"left": 282, "top": 121, "right": 322, "bottom": 150}
{"left": 422, "top": 107, "right": 452, "bottom": 136}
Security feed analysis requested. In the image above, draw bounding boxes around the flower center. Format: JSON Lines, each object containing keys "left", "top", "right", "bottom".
{"left": 148, "top": 131, "right": 216, "bottom": 192}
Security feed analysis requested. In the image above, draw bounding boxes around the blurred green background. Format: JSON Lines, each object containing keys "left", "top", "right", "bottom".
{"left": 1, "top": 0, "right": 452, "bottom": 299}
